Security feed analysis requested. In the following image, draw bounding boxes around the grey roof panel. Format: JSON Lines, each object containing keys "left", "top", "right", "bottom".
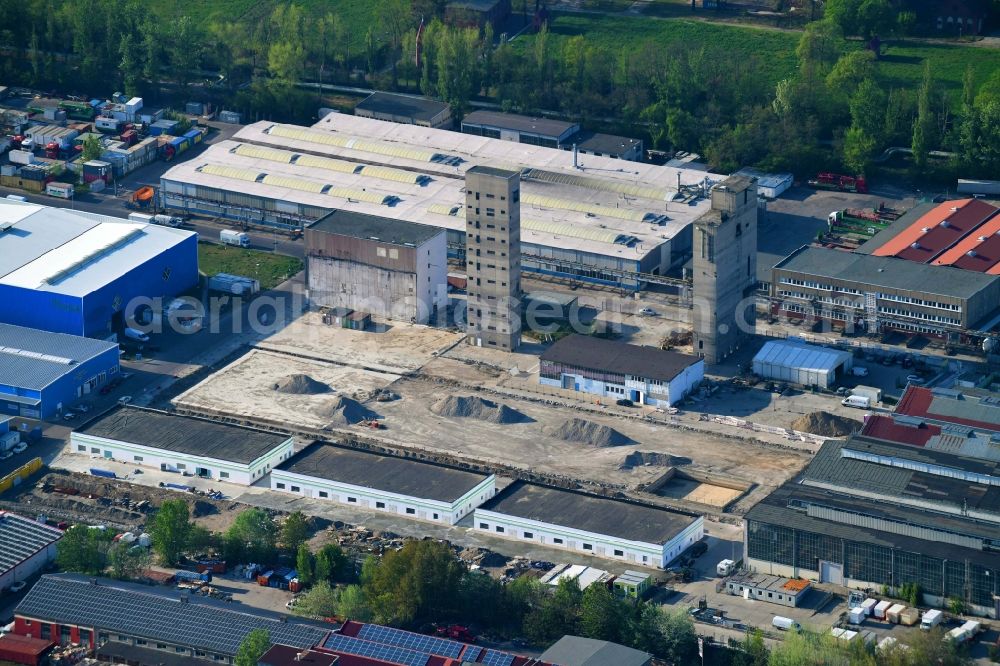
{"left": 76, "top": 406, "right": 290, "bottom": 464}
{"left": 774, "top": 245, "right": 999, "bottom": 300}
{"left": 355, "top": 92, "right": 449, "bottom": 122}
{"left": 540, "top": 334, "right": 701, "bottom": 383}
{"left": 15, "top": 575, "right": 329, "bottom": 655}
{"left": 539, "top": 636, "right": 651, "bottom": 666}
{"left": 309, "top": 209, "right": 443, "bottom": 247}
{"left": 0, "top": 205, "right": 100, "bottom": 278}
{"left": 466, "top": 165, "right": 521, "bottom": 179}
{"left": 462, "top": 111, "right": 577, "bottom": 139}
{"left": 480, "top": 481, "right": 699, "bottom": 545}
{"left": 0, "top": 513, "right": 63, "bottom": 576}
{"left": 570, "top": 131, "right": 642, "bottom": 156}
{"left": 0, "top": 323, "right": 118, "bottom": 391}
{"left": 276, "top": 443, "right": 490, "bottom": 503}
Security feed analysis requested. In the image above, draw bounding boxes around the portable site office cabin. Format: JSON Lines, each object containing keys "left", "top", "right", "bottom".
{"left": 752, "top": 340, "right": 854, "bottom": 388}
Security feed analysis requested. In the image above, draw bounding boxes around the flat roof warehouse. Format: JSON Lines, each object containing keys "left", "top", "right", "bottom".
{"left": 160, "top": 115, "right": 723, "bottom": 264}
{"left": 77, "top": 405, "right": 291, "bottom": 465}
{"left": 276, "top": 443, "right": 492, "bottom": 503}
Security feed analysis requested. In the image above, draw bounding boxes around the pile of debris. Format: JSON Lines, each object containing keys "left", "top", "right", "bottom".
{"left": 273, "top": 373, "right": 331, "bottom": 395}
{"left": 792, "top": 411, "right": 862, "bottom": 437}
{"left": 430, "top": 395, "right": 530, "bottom": 424}
{"left": 333, "top": 526, "right": 406, "bottom": 555}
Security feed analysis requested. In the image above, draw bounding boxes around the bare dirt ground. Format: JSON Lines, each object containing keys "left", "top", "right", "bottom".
{"left": 256, "top": 311, "right": 464, "bottom": 374}
{"left": 173, "top": 349, "right": 400, "bottom": 429}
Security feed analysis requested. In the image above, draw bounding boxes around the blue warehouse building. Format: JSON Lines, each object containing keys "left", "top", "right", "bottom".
{"left": 0, "top": 324, "right": 120, "bottom": 419}
{"left": 0, "top": 200, "right": 198, "bottom": 337}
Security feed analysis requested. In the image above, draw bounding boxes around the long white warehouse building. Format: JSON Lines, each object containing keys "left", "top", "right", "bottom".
{"left": 271, "top": 442, "right": 496, "bottom": 525}
{"left": 71, "top": 405, "right": 294, "bottom": 485}
{"left": 474, "top": 481, "right": 704, "bottom": 569}
{"left": 159, "top": 115, "right": 724, "bottom": 288}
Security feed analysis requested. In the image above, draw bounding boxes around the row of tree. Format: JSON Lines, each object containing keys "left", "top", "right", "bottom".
{"left": 1, "top": 0, "right": 996, "bottom": 177}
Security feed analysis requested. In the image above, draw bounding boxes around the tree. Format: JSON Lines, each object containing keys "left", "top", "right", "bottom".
{"left": 293, "top": 581, "right": 338, "bottom": 618}
{"left": 281, "top": 511, "right": 310, "bottom": 554}
{"left": 958, "top": 99, "right": 1000, "bottom": 178}
{"left": 579, "top": 584, "right": 623, "bottom": 643}
{"left": 296, "top": 544, "right": 315, "bottom": 586}
{"left": 314, "top": 543, "right": 348, "bottom": 584}
{"left": 843, "top": 126, "right": 876, "bottom": 173}
{"left": 524, "top": 578, "right": 582, "bottom": 645}
{"left": 826, "top": 51, "right": 876, "bottom": 98}
{"left": 634, "top": 606, "right": 698, "bottom": 664}
{"left": 731, "top": 629, "right": 767, "bottom": 666}
{"left": 224, "top": 508, "right": 278, "bottom": 565}
{"left": 337, "top": 584, "right": 373, "bottom": 621}
{"left": 912, "top": 62, "right": 936, "bottom": 171}
{"left": 56, "top": 525, "right": 111, "bottom": 575}
{"left": 108, "top": 541, "right": 150, "bottom": 580}
{"left": 151, "top": 499, "right": 191, "bottom": 566}
{"left": 362, "top": 539, "right": 464, "bottom": 626}
{"left": 81, "top": 134, "right": 102, "bottom": 163}
{"left": 948, "top": 596, "right": 966, "bottom": 615}
{"left": 234, "top": 629, "right": 270, "bottom": 666}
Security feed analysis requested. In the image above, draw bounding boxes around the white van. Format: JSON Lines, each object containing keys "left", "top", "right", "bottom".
{"left": 842, "top": 395, "right": 871, "bottom": 409}
{"left": 123, "top": 327, "right": 150, "bottom": 343}
{"left": 851, "top": 366, "right": 869, "bottom": 377}
{"left": 772, "top": 616, "right": 801, "bottom": 632}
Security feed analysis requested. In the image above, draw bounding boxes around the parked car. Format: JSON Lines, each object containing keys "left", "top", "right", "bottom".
{"left": 9, "top": 581, "right": 26, "bottom": 593}
{"left": 638, "top": 307, "right": 657, "bottom": 316}
{"left": 62, "top": 411, "right": 76, "bottom": 421}
{"left": 906, "top": 375, "right": 925, "bottom": 385}
{"left": 616, "top": 398, "right": 634, "bottom": 407}
{"left": 13, "top": 442, "right": 27, "bottom": 454}
{"left": 75, "top": 404, "right": 90, "bottom": 413}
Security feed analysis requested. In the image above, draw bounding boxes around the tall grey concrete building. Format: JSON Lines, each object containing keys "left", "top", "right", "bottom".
{"left": 465, "top": 166, "right": 522, "bottom": 351}
{"left": 692, "top": 175, "right": 757, "bottom": 363}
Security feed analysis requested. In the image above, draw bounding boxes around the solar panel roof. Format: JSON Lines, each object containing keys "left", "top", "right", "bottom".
{"left": 0, "top": 513, "right": 63, "bottom": 576}
{"left": 15, "top": 575, "right": 329, "bottom": 655}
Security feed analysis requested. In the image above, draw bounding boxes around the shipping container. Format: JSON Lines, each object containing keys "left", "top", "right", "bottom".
{"left": 90, "top": 468, "right": 117, "bottom": 479}
{"left": 184, "top": 128, "right": 204, "bottom": 144}
{"left": 207, "top": 272, "right": 259, "bottom": 295}
{"left": 128, "top": 212, "right": 155, "bottom": 224}
{"left": 95, "top": 116, "right": 121, "bottom": 133}
{"left": 860, "top": 598, "right": 878, "bottom": 616}
{"left": 218, "top": 110, "right": 241, "bottom": 124}
{"left": 899, "top": 607, "right": 919, "bottom": 626}
{"left": 185, "top": 102, "right": 204, "bottom": 116}
{"left": 46, "top": 182, "right": 74, "bottom": 199}
{"left": 848, "top": 608, "right": 865, "bottom": 625}
{"left": 9, "top": 149, "right": 34, "bottom": 165}
{"left": 886, "top": 604, "right": 906, "bottom": 624}
{"left": 873, "top": 600, "right": 892, "bottom": 619}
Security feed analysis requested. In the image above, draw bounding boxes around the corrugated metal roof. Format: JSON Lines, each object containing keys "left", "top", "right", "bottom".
{"left": 752, "top": 340, "right": 853, "bottom": 373}
{"left": 16, "top": 575, "right": 329, "bottom": 655}
{"left": 0, "top": 323, "right": 118, "bottom": 390}
{"left": 0, "top": 512, "right": 63, "bottom": 575}
{"left": 0, "top": 202, "right": 100, "bottom": 279}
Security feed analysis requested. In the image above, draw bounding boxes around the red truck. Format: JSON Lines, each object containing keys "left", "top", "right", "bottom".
{"left": 809, "top": 172, "right": 868, "bottom": 194}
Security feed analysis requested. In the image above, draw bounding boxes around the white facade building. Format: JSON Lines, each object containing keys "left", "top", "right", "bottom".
{"left": 539, "top": 334, "right": 703, "bottom": 407}
{"left": 0, "top": 512, "right": 63, "bottom": 590}
{"left": 474, "top": 482, "right": 705, "bottom": 569}
{"left": 71, "top": 406, "right": 294, "bottom": 485}
{"left": 271, "top": 443, "right": 496, "bottom": 525}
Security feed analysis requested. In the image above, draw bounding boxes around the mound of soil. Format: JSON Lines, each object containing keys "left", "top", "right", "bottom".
{"left": 545, "top": 418, "right": 632, "bottom": 447}
{"left": 274, "top": 374, "right": 331, "bottom": 395}
{"left": 619, "top": 451, "right": 684, "bottom": 470}
{"left": 792, "top": 411, "right": 862, "bottom": 437}
{"left": 430, "top": 395, "right": 530, "bottom": 424}
{"left": 314, "top": 396, "right": 378, "bottom": 426}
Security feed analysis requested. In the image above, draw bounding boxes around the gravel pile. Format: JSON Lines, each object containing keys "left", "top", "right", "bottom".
{"left": 314, "top": 396, "right": 378, "bottom": 426}
{"left": 273, "top": 374, "right": 331, "bottom": 395}
{"left": 545, "top": 418, "right": 632, "bottom": 447}
{"left": 619, "top": 451, "right": 681, "bottom": 469}
{"left": 430, "top": 395, "right": 529, "bottom": 424}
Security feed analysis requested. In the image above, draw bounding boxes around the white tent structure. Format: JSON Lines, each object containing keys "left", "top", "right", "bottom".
{"left": 752, "top": 340, "right": 853, "bottom": 388}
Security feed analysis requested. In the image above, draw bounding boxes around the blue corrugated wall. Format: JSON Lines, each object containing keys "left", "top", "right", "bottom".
{"left": 40, "top": 345, "right": 121, "bottom": 417}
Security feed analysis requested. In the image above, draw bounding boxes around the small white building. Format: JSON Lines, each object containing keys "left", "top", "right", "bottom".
{"left": 0, "top": 511, "right": 63, "bottom": 590}
{"left": 271, "top": 443, "right": 496, "bottom": 525}
{"left": 539, "top": 334, "right": 703, "bottom": 407}
{"left": 734, "top": 167, "right": 794, "bottom": 199}
{"left": 474, "top": 481, "right": 704, "bottom": 569}
{"left": 752, "top": 340, "right": 853, "bottom": 388}
{"left": 71, "top": 406, "right": 294, "bottom": 485}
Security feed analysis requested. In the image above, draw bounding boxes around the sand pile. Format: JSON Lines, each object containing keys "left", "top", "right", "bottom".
{"left": 545, "top": 418, "right": 632, "bottom": 447}
{"left": 791, "top": 411, "right": 862, "bottom": 437}
{"left": 430, "top": 395, "right": 529, "bottom": 424}
{"left": 273, "top": 374, "right": 331, "bottom": 395}
{"left": 314, "top": 396, "right": 378, "bottom": 426}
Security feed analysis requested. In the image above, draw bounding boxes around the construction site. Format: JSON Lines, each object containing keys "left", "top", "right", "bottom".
{"left": 169, "top": 312, "right": 818, "bottom": 521}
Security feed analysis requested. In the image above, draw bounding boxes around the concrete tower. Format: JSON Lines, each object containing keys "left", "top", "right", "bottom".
{"left": 464, "top": 166, "right": 522, "bottom": 351}
{"left": 692, "top": 175, "right": 757, "bottom": 364}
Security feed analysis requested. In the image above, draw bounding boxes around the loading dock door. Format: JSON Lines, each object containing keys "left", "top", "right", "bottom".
{"left": 820, "top": 560, "right": 844, "bottom": 585}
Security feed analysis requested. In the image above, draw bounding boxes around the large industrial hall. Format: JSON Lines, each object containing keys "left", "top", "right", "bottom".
{"left": 158, "top": 114, "right": 725, "bottom": 288}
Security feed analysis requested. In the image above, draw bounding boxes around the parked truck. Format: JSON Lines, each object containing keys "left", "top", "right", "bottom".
{"left": 220, "top": 229, "right": 250, "bottom": 248}
{"left": 128, "top": 212, "right": 155, "bottom": 224}
{"left": 0, "top": 431, "right": 21, "bottom": 457}
{"left": 153, "top": 214, "right": 183, "bottom": 228}
{"left": 920, "top": 609, "right": 943, "bottom": 630}
{"left": 772, "top": 616, "right": 801, "bottom": 632}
